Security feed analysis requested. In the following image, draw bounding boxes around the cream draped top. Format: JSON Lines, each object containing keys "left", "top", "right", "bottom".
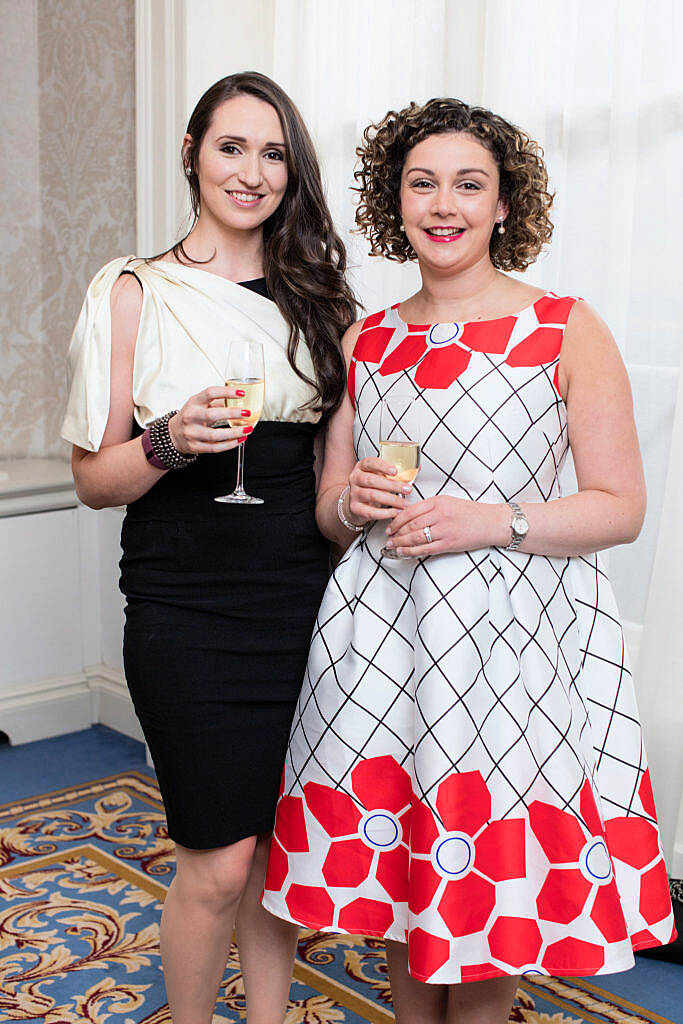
{"left": 61, "top": 256, "right": 321, "bottom": 452}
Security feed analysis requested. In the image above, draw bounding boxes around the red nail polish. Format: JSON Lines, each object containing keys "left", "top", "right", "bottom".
{"left": 236, "top": 389, "right": 246, "bottom": 397}
{"left": 242, "top": 426, "right": 253, "bottom": 434}
{"left": 241, "top": 409, "right": 251, "bottom": 417}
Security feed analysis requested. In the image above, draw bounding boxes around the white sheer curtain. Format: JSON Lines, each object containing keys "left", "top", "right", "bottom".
{"left": 270, "top": 0, "right": 683, "bottom": 865}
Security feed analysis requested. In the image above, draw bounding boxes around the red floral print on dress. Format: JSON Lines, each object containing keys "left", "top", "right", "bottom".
{"left": 285, "top": 883, "right": 336, "bottom": 929}
{"left": 305, "top": 755, "right": 411, "bottom": 902}
{"left": 410, "top": 771, "right": 526, "bottom": 939}
{"left": 408, "top": 927, "right": 451, "bottom": 981}
{"left": 505, "top": 295, "right": 580, "bottom": 396}
{"left": 267, "top": 754, "right": 413, "bottom": 935}
{"left": 506, "top": 325, "right": 565, "bottom": 397}
{"left": 264, "top": 793, "right": 308, "bottom": 892}
{"left": 347, "top": 311, "right": 396, "bottom": 407}
{"left": 529, "top": 779, "right": 629, "bottom": 948}
{"left": 349, "top": 295, "right": 581, "bottom": 402}
{"left": 534, "top": 294, "right": 579, "bottom": 324}
{"left": 543, "top": 936, "right": 606, "bottom": 974}
{"left": 603, "top": 768, "right": 674, "bottom": 934}
{"left": 379, "top": 317, "right": 517, "bottom": 390}
{"left": 487, "top": 916, "right": 543, "bottom": 971}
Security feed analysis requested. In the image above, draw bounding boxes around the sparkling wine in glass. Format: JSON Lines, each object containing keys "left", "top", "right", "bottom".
{"left": 379, "top": 395, "right": 421, "bottom": 559}
{"left": 215, "top": 340, "right": 265, "bottom": 504}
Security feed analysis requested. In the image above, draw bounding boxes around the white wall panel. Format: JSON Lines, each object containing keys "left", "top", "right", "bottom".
{"left": 0, "top": 508, "right": 82, "bottom": 689}
{"left": 136, "top": 0, "right": 276, "bottom": 255}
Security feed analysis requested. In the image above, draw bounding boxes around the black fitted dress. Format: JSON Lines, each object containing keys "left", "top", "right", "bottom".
{"left": 119, "top": 280, "right": 330, "bottom": 849}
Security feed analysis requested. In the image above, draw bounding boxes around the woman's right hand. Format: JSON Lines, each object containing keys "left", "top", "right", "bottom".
{"left": 168, "top": 385, "right": 254, "bottom": 455}
{"left": 347, "top": 456, "right": 413, "bottom": 524}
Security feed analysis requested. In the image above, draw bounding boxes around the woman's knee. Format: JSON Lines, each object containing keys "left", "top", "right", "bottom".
{"left": 173, "top": 836, "right": 257, "bottom": 910}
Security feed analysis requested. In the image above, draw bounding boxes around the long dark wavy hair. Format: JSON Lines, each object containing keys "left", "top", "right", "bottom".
{"left": 172, "top": 72, "right": 356, "bottom": 417}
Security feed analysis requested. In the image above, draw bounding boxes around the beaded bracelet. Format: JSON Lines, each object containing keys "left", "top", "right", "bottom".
{"left": 337, "top": 485, "right": 365, "bottom": 533}
{"left": 143, "top": 411, "right": 198, "bottom": 471}
{"left": 141, "top": 427, "right": 167, "bottom": 470}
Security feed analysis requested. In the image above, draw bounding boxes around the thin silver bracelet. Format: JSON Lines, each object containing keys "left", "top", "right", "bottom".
{"left": 337, "top": 485, "right": 365, "bottom": 533}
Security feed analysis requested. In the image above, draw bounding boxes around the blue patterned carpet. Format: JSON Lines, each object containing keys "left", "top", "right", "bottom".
{"left": 0, "top": 727, "right": 680, "bottom": 1023}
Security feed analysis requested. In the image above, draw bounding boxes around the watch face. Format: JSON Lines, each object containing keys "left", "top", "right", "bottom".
{"left": 513, "top": 515, "right": 529, "bottom": 536}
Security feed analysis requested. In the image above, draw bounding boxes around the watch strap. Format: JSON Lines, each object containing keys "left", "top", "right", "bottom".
{"left": 506, "top": 500, "right": 527, "bottom": 551}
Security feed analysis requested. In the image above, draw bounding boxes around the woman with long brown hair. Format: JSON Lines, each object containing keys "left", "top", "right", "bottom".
{"left": 62, "top": 72, "right": 356, "bottom": 1024}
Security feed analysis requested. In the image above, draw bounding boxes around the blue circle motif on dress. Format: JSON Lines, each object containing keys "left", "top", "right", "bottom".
{"left": 427, "top": 323, "right": 463, "bottom": 348}
{"left": 520, "top": 965, "right": 547, "bottom": 978}
{"left": 360, "top": 810, "right": 401, "bottom": 851}
{"left": 431, "top": 831, "right": 475, "bottom": 878}
{"left": 579, "top": 836, "right": 613, "bottom": 885}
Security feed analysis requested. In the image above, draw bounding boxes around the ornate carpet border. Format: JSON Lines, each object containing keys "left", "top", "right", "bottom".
{"left": 0, "top": 771, "right": 160, "bottom": 821}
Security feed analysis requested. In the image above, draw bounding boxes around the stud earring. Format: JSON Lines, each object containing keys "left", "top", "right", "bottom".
{"left": 399, "top": 224, "right": 405, "bottom": 233}
{"left": 184, "top": 165, "right": 192, "bottom": 177}
{"left": 497, "top": 219, "right": 506, "bottom": 235}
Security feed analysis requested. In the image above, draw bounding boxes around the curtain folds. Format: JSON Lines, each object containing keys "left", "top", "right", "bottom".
{"left": 639, "top": 362, "right": 683, "bottom": 874}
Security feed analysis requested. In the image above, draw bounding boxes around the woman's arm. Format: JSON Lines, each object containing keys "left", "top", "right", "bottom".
{"left": 72, "top": 273, "right": 251, "bottom": 509}
{"left": 315, "top": 321, "right": 412, "bottom": 548}
{"left": 386, "top": 301, "right": 646, "bottom": 558}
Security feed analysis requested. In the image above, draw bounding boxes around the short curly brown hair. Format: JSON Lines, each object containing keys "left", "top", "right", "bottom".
{"left": 354, "top": 98, "right": 554, "bottom": 271}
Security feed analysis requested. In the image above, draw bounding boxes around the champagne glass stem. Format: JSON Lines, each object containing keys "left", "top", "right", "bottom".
{"left": 234, "top": 439, "right": 247, "bottom": 497}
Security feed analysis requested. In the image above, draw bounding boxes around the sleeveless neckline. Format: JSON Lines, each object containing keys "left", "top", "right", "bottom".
{"left": 393, "top": 291, "right": 552, "bottom": 328}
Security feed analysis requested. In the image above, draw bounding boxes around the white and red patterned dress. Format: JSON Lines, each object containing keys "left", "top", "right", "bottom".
{"left": 262, "top": 294, "right": 675, "bottom": 983}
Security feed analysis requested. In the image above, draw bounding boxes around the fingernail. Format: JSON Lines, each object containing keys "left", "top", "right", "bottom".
{"left": 242, "top": 426, "right": 253, "bottom": 434}
{"left": 401, "top": 486, "right": 411, "bottom": 494}
{"left": 241, "top": 409, "right": 251, "bottom": 417}
{"left": 237, "top": 437, "right": 247, "bottom": 444}
{"left": 385, "top": 539, "right": 394, "bottom": 548}
{"left": 236, "top": 389, "right": 246, "bottom": 397}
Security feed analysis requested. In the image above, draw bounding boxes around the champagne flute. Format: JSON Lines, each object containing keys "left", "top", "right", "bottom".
{"left": 379, "top": 395, "right": 421, "bottom": 559}
{"left": 215, "top": 340, "right": 265, "bottom": 504}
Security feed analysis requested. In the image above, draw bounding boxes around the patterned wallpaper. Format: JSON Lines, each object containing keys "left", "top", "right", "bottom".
{"left": 0, "top": 0, "right": 136, "bottom": 460}
{"left": 0, "top": 2, "right": 43, "bottom": 457}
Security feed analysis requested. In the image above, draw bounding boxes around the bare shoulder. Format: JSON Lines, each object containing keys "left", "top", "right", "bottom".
{"left": 565, "top": 298, "right": 612, "bottom": 337}
{"left": 111, "top": 270, "right": 143, "bottom": 312}
{"left": 488, "top": 274, "right": 545, "bottom": 315}
{"left": 110, "top": 272, "right": 143, "bottom": 350}
{"left": 563, "top": 299, "right": 621, "bottom": 364}
{"left": 507, "top": 280, "right": 547, "bottom": 309}
{"left": 340, "top": 316, "right": 367, "bottom": 363}
{"left": 560, "top": 299, "right": 629, "bottom": 401}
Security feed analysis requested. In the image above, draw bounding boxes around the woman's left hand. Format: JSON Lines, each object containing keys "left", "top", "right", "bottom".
{"left": 384, "top": 496, "right": 509, "bottom": 558}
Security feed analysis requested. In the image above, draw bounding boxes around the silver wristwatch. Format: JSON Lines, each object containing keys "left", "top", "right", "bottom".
{"left": 506, "top": 500, "right": 528, "bottom": 551}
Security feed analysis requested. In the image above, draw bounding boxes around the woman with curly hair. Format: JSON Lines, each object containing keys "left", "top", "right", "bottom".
{"left": 262, "top": 97, "right": 674, "bottom": 1022}
{"left": 62, "top": 72, "right": 356, "bottom": 1024}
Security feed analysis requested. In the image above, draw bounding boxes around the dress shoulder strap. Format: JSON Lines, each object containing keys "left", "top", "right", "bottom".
{"left": 347, "top": 309, "right": 395, "bottom": 408}
{"left": 533, "top": 293, "right": 583, "bottom": 325}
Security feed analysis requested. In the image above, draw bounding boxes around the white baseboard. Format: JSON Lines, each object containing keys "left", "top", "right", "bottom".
{"left": 0, "top": 673, "right": 92, "bottom": 744}
{"left": 0, "top": 665, "right": 143, "bottom": 746}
